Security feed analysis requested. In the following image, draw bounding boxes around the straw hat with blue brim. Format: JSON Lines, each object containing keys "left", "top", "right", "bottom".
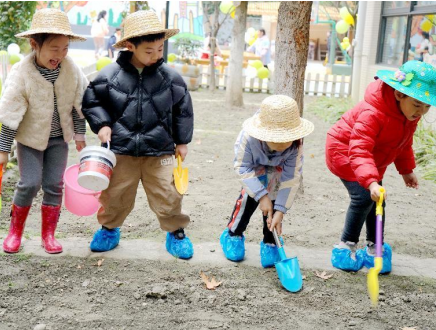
{"left": 377, "top": 60, "right": 436, "bottom": 107}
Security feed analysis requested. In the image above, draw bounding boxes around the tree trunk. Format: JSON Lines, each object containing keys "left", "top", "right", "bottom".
{"left": 208, "top": 2, "right": 220, "bottom": 91}
{"left": 274, "top": 1, "right": 313, "bottom": 115}
{"left": 225, "top": 1, "right": 248, "bottom": 107}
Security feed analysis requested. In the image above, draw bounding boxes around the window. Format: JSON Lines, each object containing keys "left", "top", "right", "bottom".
{"left": 378, "top": 1, "right": 436, "bottom": 66}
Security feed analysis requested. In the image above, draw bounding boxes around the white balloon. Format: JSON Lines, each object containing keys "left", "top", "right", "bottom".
{"left": 245, "top": 66, "right": 258, "bottom": 79}
{"left": 7, "top": 43, "right": 20, "bottom": 55}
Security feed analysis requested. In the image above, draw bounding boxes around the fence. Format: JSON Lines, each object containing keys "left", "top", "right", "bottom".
{"left": 199, "top": 68, "right": 273, "bottom": 93}
{"left": 197, "top": 65, "right": 351, "bottom": 97}
{"left": 304, "top": 73, "right": 351, "bottom": 97}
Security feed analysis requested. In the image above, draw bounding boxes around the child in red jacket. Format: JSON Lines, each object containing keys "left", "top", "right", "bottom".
{"left": 326, "top": 60, "right": 434, "bottom": 273}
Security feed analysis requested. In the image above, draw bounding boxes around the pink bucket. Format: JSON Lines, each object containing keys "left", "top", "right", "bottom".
{"left": 64, "top": 164, "right": 101, "bottom": 216}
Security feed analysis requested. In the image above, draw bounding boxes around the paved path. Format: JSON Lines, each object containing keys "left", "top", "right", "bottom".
{"left": 9, "top": 238, "right": 436, "bottom": 280}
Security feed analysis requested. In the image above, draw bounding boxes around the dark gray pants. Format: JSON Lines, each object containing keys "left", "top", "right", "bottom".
{"left": 14, "top": 137, "right": 68, "bottom": 207}
{"left": 340, "top": 179, "right": 386, "bottom": 244}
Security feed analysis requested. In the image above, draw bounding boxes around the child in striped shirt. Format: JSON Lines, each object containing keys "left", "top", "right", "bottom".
{"left": 220, "top": 95, "right": 314, "bottom": 267}
{"left": 0, "top": 9, "right": 88, "bottom": 254}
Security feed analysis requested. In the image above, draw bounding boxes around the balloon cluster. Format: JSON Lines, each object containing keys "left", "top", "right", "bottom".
{"left": 220, "top": 1, "right": 236, "bottom": 19}
{"left": 0, "top": 43, "right": 24, "bottom": 66}
{"left": 336, "top": 7, "right": 355, "bottom": 34}
{"left": 245, "top": 27, "right": 257, "bottom": 47}
{"left": 421, "top": 15, "right": 435, "bottom": 33}
{"left": 246, "top": 60, "right": 269, "bottom": 79}
{"left": 340, "top": 37, "right": 350, "bottom": 51}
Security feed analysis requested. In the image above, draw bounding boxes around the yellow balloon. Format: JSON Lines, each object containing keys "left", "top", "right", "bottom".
{"left": 257, "top": 67, "right": 269, "bottom": 79}
{"left": 250, "top": 60, "right": 263, "bottom": 70}
{"left": 231, "top": 10, "right": 235, "bottom": 19}
{"left": 336, "top": 20, "right": 350, "bottom": 34}
{"left": 9, "top": 54, "right": 20, "bottom": 65}
{"left": 248, "top": 36, "right": 256, "bottom": 46}
{"left": 339, "top": 7, "right": 349, "bottom": 20}
{"left": 421, "top": 19, "right": 432, "bottom": 33}
{"left": 220, "top": 1, "right": 234, "bottom": 14}
{"left": 168, "top": 53, "right": 177, "bottom": 62}
{"left": 343, "top": 37, "right": 349, "bottom": 43}
{"left": 96, "top": 57, "right": 112, "bottom": 71}
{"left": 344, "top": 14, "right": 355, "bottom": 26}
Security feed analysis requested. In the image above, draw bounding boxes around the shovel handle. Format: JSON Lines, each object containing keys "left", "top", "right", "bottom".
{"left": 273, "top": 228, "right": 282, "bottom": 249}
{"left": 375, "top": 187, "right": 385, "bottom": 216}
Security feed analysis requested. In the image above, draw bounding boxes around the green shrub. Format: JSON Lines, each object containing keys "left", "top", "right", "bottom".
{"left": 306, "top": 96, "right": 353, "bottom": 124}
{"left": 0, "top": 2, "right": 37, "bottom": 51}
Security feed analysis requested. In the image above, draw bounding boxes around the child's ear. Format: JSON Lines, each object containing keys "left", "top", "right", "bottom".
{"left": 125, "top": 41, "right": 135, "bottom": 52}
{"left": 393, "top": 89, "right": 407, "bottom": 101}
{"left": 29, "top": 38, "right": 38, "bottom": 51}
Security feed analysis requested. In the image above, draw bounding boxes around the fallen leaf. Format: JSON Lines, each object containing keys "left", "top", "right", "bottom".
{"left": 206, "top": 160, "right": 214, "bottom": 163}
{"left": 200, "top": 271, "right": 222, "bottom": 290}
{"left": 115, "top": 281, "right": 123, "bottom": 287}
{"left": 97, "top": 259, "right": 104, "bottom": 267}
{"left": 314, "top": 271, "right": 333, "bottom": 280}
{"left": 77, "top": 265, "right": 82, "bottom": 269}
{"left": 310, "top": 154, "right": 315, "bottom": 158}
{"left": 401, "top": 327, "right": 418, "bottom": 330}
{"left": 302, "top": 275, "right": 307, "bottom": 280}
{"left": 196, "top": 140, "right": 202, "bottom": 145}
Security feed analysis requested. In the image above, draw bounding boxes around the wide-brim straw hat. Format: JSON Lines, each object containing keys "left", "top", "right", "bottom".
{"left": 15, "top": 8, "right": 86, "bottom": 42}
{"left": 243, "top": 95, "right": 315, "bottom": 143}
{"left": 377, "top": 60, "right": 436, "bottom": 107}
{"left": 114, "top": 10, "right": 179, "bottom": 48}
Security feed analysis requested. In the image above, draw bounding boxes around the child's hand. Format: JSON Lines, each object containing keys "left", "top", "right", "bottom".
{"left": 0, "top": 152, "right": 8, "bottom": 168}
{"left": 259, "top": 195, "right": 273, "bottom": 222}
{"left": 98, "top": 126, "right": 112, "bottom": 143}
{"left": 268, "top": 211, "right": 284, "bottom": 235}
{"left": 75, "top": 141, "right": 86, "bottom": 152}
{"left": 402, "top": 173, "right": 419, "bottom": 189}
{"left": 369, "top": 182, "right": 387, "bottom": 202}
{"left": 175, "top": 144, "right": 188, "bottom": 161}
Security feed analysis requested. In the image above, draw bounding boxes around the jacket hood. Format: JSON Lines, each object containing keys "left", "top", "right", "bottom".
{"left": 364, "top": 79, "right": 405, "bottom": 120}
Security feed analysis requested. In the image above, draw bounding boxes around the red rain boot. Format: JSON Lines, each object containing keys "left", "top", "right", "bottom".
{"left": 41, "top": 204, "right": 63, "bottom": 254}
{"left": 3, "top": 204, "right": 31, "bottom": 253}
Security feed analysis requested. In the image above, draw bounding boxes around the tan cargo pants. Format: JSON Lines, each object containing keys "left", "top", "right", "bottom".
{"left": 97, "top": 154, "right": 189, "bottom": 232}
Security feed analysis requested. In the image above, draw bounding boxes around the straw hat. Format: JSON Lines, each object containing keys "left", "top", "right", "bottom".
{"left": 15, "top": 8, "right": 86, "bottom": 42}
{"left": 377, "top": 60, "right": 436, "bottom": 107}
{"left": 113, "top": 10, "right": 179, "bottom": 48}
{"left": 243, "top": 95, "right": 314, "bottom": 143}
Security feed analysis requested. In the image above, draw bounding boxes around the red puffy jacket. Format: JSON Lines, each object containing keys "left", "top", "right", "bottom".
{"left": 326, "top": 79, "right": 418, "bottom": 189}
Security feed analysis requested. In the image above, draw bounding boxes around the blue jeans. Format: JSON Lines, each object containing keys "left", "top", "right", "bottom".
{"left": 340, "top": 179, "right": 386, "bottom": 244}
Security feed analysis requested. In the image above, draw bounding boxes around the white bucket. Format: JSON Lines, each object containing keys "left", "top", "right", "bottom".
{"left": 78, "top": 142, "right": 117, "bottom": 191}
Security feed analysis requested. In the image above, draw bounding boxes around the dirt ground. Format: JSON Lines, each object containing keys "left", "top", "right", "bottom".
{"left": 1, "top": 90, "right": 436, "bottom": 329}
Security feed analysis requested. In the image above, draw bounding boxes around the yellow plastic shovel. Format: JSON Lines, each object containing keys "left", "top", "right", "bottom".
{"left": 367, "top": 187, "right": 385, "bottom": 307}
{"left": 173, "top": 155, "right": 188, "bottom": 194}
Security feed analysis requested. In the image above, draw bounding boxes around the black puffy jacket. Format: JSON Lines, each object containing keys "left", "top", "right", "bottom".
{"left": 82, "top": 51, "right": 194, "bottom": 157}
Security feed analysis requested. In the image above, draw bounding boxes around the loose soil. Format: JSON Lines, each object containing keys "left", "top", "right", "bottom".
{"left": 1, "top": 91, "right": 435, "bottom": 329}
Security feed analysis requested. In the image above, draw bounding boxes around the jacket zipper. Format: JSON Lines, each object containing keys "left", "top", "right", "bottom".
{"left": 136, "top": 74, "right": 142, "bottom": 156}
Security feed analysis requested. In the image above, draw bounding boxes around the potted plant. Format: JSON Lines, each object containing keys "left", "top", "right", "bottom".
{"left": 168, "top": 37, "right": 203, "bottom": 91}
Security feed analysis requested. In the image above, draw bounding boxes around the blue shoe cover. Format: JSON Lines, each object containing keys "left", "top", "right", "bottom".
{"left": 90, "top": 227, "right": 120, "bottom": 252}
{"left": 166, "top": 232, "right": 194, "bottom": 259}
{"left": 260, "top": 241, "right": 280, "bottom": 268}
{"left": 362, "top": 243, "right": 392, "bottom": 274}
{"left": 220, "top": 228, "right": 245, "bottom": 262}
{"left": 331, "top": 246, "right": 364, "bottom": 272}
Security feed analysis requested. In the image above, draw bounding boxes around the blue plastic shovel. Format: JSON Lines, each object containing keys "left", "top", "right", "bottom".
{"left": 273, "top": 228, "right": 303, "bottom": 292}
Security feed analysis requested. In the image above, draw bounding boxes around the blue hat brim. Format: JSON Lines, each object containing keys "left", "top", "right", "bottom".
{"left": 377, "top": 69, "right": 436, "bottom": 107}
